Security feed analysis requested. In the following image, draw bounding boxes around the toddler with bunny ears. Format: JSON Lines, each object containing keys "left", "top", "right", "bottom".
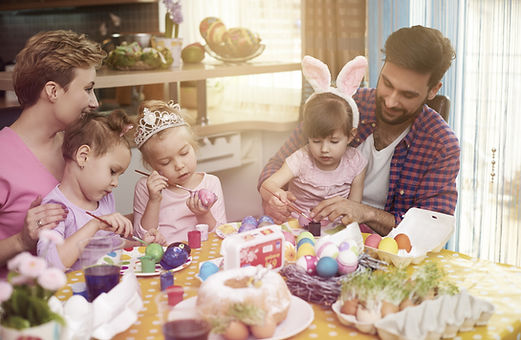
{"left": 133, "top": 100, "right": 227, "bottom": 243}
{"left": 260, "top": 55, "right": 368, "bottom": 228}
{"left": 37, "top": 110, "right": 166, "bottom": 272}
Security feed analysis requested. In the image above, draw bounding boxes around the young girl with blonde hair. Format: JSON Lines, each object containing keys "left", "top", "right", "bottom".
{"left": 133, "top": 100, "right": 227, "bottom": 243}
{"left": 37, "top": 110, "right": 165, "bottom": 271}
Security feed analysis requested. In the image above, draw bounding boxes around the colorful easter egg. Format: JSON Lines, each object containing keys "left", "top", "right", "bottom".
{"left": 298, "top": 214, "right": 311, "bottom": 228}
{"left": 297, "top": 237, "right": 314, "bottom": 249}
{"left": 337, "top": 250, "right": 358, "bottom": 274}
{"left": 394, "top": 233, "right": 412, "bottom": 252}
{"left": 339, "top": 239, "right": 360, "bottom": 256}
{"left": 296, "top": 243, "right": 315, "bottom": 258}
{"left": 199, "top": 17, "right": 222, "bottom": 40}
{"left": 316, "top": 241, "right": 339, "bottom": 259}
{"left": 316, "top": 256, "right": 338, "bottom": 278}
{"left": 378, "top": 237, "right": 399, "bottom": 254}
{"left": 296, "top": 231, "right": 315, "bottom": 244}
{"left": 296, "top": 255, "right": 318, "bottom": 275}
{"left": 241, "top": 215, "right": 258, "bottom": 227}
{"left": 257, "top": 215, "right": 274, "bottom": 228}
{"left": 199, "top": 261, "right": 219, "bottom": 281}
{"left": 238, "top": 222, "right": 256, "bottom": 233}
{"left": 362, "top": 232, "right": 371, "bottom": 243}
{"left": 364, "top": 233, "right": 382, "bottom": 248}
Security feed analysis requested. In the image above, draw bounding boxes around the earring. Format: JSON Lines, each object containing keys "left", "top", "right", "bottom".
{"left": 80, "top": 165, "right": 84, "bottom": 170}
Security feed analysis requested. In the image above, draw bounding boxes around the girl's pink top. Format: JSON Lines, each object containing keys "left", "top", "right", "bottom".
{"left": 133, "top": 173, "right": 227, "bottom": 243}
{"left": 285, "top": 145, "right": 367, "bottom": 212}
{"left": 0, "top": 127, "right": 59, "bottom": 240}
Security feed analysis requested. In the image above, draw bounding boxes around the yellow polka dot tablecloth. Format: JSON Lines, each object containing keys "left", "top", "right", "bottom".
{"left": 56, "top": 233, "right": 521, "bottom": 340}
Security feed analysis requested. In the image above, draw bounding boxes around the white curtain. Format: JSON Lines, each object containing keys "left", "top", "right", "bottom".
{"left": 370, "top": 0, "right": 521, "bottom": 266}
{"left": 162, "top": 0, "right": 302, "bottom": 123}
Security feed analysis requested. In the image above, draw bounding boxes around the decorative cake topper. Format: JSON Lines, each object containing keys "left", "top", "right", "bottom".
{"left": 301, "top": 55, "right": 367, "bottom": 128}
{"left": 134, "top": 101, "right": 188, "bottom": 148}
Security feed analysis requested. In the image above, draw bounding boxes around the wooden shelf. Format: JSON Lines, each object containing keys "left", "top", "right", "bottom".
{"left": 0, "top": 61, "right": 300, "bottom": 91}
{"left": 0, "top": 0, "right": 156, "bottom": 11}
{"left": 0, "top": 60, "right": 301, "bottom": 125}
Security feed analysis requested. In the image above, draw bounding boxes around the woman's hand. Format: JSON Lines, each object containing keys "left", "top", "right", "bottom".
{"left": 21, "top": 196, "right": 68, "bottom": 250}
{"left": 98, "top": 213, "right": 133, "bottom": 238}
{"left": 146, "top": 171, "right": 168, "bottom": 202}
{"left": 143, "top": 228, "right": 167, "bottom": 246}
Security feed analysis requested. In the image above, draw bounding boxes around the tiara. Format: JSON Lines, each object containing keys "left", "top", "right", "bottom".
{"left": 134, "top": 102, "right": 188, "bottom": 148}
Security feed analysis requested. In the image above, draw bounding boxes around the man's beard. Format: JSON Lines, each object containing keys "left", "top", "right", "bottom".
{"left": 375, "top": 94, "right": 426, "bottom": 125}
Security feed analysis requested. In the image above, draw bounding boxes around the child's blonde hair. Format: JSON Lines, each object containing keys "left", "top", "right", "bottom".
{"left": 62, "top": 109, "right": 134, "bottom": 160}
{"left": 135, "top": 100, "right": 198, "bottom": 167}
{"left": 303, "top": 92, "right": 354, "bottom": 139}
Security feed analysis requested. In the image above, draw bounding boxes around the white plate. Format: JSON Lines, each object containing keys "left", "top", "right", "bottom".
{"left": 215, "top": 222, "right": 241, "bottom": 238}
{"left": 107, "top": 247, "right": 192, "bottom": 277}
{"left": 175, "top": 295, "right": 314, "bottom": 340}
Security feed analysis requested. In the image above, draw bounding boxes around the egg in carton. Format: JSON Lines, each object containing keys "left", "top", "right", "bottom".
{"left": 364, "top": 208, "right": 455, "bottom": 267}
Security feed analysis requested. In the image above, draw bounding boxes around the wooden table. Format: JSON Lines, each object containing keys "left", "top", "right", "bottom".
{"left": 56, "top": 232, "right": 521, "bottom": 340}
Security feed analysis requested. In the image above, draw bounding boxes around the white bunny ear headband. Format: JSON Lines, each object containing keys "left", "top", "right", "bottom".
{"left": 302, "top": 55, "right": 368, "bottom": 128}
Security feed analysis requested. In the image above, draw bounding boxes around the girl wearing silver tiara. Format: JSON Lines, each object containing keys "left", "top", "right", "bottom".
{"left": 37, "top": 110, "right": 165, "bottom": 271}
{"left": 260, "top": 56, "right": 368, "bottom": 229}
{"left": 133, "top": 100, "right": 227, "bottom": 243}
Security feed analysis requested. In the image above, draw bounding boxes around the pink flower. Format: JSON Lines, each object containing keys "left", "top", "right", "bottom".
{"left": 39, "top": 229, "right": 64, "bottom": 245}
{"left": 37, "top": 268, "right": 66, "bottom": 291}
{"left": 7, "top": 251, "right": 32, "bottom": 272}
{"left": 0, "top": 281, "right": 13, "bottom": 302}
{"left": 18, "top": 255, "right": 47, "bottom": 278}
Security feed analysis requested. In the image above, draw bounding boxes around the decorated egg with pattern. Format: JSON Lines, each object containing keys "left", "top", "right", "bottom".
{"left": 296, "top": 255, "right": 318, "bottom": 275}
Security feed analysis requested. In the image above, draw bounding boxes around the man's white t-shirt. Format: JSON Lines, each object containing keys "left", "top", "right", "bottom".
{"left": 357, "top": 127, "right": 410, "bottom": 209}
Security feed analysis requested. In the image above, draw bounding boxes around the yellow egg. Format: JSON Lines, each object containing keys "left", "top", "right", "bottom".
{"left": 296, "top": 243, "right": 315, "bottom": 258}
{"left": 362, "top": 232, "right": 371, "bottom": 243}
{"left": 378, "top": 237, "right": 398, "bottom": 254}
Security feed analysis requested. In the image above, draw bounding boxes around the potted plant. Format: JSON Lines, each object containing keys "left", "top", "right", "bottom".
{"left": 0, "top": 251, "right": 67, "bottom": 340}
{"left": 153, "top": 0, "right": 184, "bottom": 67}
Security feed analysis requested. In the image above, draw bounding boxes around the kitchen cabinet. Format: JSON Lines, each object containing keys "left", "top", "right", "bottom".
{"left": 0, "top": 0, "right": 156, "bottom": 11}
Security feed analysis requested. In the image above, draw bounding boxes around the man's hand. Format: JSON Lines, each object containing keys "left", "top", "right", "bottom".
{"left": 310, "top": 196, "right": 365, "bottom": 225}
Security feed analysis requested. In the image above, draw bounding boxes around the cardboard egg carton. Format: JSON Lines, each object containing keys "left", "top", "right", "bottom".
{"left": 332, "top": 289, "right": 494, "bottom": 339}
{"left": 365, "top": 208, "right": 455, "bottom": 267}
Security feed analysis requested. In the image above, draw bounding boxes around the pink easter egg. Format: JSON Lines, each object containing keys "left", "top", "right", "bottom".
{"left": 296, "top": 255, "right": 318, "bottom": 275}
{"left": 364, "top": 233, "right": 382, "bottom": 248}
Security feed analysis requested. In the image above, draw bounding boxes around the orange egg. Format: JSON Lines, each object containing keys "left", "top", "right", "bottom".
{"left": 394, "top": 233, "right": 412, "bottom": 252}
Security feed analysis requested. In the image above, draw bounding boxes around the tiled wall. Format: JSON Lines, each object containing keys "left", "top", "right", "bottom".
{"left": 0, "top": 3, "right": 159, "bottom": 66}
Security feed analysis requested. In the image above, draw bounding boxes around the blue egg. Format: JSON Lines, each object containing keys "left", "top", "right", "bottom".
{"left": 316, "top": 256, "right": 338, "bottom": 278}
{"left": 199, "top": 262, "right": 219, "bottom": 281}
{"left": 297, "top": 237, "right": 315, "bottom": 249}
